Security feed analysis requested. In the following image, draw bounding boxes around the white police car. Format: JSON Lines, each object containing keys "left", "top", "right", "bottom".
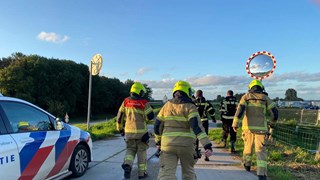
{"left": 0, "top": 96, "right": 92, "bottom": 180}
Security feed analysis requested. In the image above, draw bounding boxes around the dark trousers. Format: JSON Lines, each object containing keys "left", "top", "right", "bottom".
{"left": 222, "top": 119, "right": 236, "bottom": 142}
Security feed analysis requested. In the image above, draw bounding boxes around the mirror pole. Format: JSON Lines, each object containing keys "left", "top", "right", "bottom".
{"left": 87, "top": 62, "right": 92, "bottom": 131}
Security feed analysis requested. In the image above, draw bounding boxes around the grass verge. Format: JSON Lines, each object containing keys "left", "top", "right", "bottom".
{"left": 73, "top": 107, "right": 161, "bottom": 140}
{"left": 73, "top": 117, "right": 117, "bottom": 141}
{"left": 208, "top": 128, "right": 320, "bottom": 180}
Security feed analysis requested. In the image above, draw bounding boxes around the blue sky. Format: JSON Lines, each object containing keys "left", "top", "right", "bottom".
{"left": 1, "top": 0, "right": 320, "bottom": 100}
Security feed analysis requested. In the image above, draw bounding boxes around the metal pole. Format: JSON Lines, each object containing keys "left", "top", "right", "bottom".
{"left": 87, "top": 62, "right": 92, "bottom": 131}
{"left": 317, "top": 110, "right": 320, "bottom": 126}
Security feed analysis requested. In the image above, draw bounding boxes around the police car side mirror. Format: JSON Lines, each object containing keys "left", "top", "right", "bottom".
{"left": 54, "top": 118, "right": 65, "bottom": 130}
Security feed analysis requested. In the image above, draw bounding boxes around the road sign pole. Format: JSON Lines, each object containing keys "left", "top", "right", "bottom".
{"left": 87, "top": 62, "right": 92, "bottom": 131}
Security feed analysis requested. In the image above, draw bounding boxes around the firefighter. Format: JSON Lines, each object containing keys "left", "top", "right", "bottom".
{"left": 194, "top": 89, "right": 216, "bottom": 161}
{"left": 116, "top": 82, "right": 155, "bottom": 179}
{"left": 232, "top": 80, "right": 278, "bottom": 180}
{"left": 219, "top": 90, "right": 238, "bottom": 152}
{"left": 154, "top": 80, "right": 213, "bottom": 180}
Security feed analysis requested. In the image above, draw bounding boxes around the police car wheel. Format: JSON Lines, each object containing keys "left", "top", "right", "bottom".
{"left": 69, "top": 144, "right": 89, "bottom": 177}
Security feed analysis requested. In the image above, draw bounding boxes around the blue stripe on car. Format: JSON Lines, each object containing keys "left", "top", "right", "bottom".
{"left": 19, "top": 132, "right": 47, "bottom": 173}
{"left": 54, "top": 130, "right": 71, "bottom": 161}
{"left": 80, "top": 130, "right": 88, "bottom": 142}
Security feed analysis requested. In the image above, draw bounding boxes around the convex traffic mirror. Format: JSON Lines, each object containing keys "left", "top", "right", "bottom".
{"left": 246, "top": 51, "right": 276, "bottom": 80}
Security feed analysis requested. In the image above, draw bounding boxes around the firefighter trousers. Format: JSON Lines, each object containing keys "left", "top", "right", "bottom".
{"left": 242, "top": 131, "right": 267, "bottom": 176}
{"left": 221, "top": 119, "right": 236, "bottom": 143}
{"left": 124, "top": 139, "right": 148, "bottom": 176}
{"left": 158, "top": 145, "right": 196, "bottom": 180}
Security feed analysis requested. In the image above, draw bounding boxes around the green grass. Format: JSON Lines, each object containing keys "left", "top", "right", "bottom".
{"left": 69, "top": 114, "right": 115, "bottom": 124}
{"left": 73, "top": 107, "right": 162, "bottom": 140}
{"left": 268, "top": 165, "right": 293, "bottom": 180}
{"left": 73, "top": 117, "right": 117, "bottom": 141}
{"left": 208, "top": 128, "right": 320, "bottom": 180}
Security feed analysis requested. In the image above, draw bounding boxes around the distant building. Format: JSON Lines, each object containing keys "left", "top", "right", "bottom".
{"left": 277, "top": 100, "right": 320, "bottom": 108}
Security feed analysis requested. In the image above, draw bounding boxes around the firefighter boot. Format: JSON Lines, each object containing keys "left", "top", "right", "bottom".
{"left": 121, "top": 164, "right": 132, "bottom": 179}
{"left": 258, "top": 175, "right": 267, "bottom": 180}
{"left": 138, "top": 173, "right": 148, "bottom": 179}
{"left": 244, "top": 165, "right": 251, "bottom": 172}
{"left": 204, "top": 156, "right": 210, "bottom": 161}
{"left": 230, "top": 141, "right": 236, "bottom": 153}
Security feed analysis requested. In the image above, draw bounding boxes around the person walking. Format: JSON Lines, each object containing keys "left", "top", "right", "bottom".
{"left": 194, "top": 89, "right": 216, "bottom": 161}
{"left": 232, "top": 80, "right": 278, "bottom": 180}
{"left": 116, "top": 82, "right": 155, "bottom": 179}
{"left": 154, "top": 80, "right": 213, "bottom": 180}
{"left": 219, "top": 90, "right": 238, "bottom": 152}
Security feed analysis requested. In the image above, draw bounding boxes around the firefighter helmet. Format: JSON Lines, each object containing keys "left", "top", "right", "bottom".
{"left": 249, "top": 79, "right": 264, "bottom": 90}
{"left": 130, "top": 82, "right": 146, "bottom": 96}
{"left": 172, "top": 80, "right": 194, "bottom": 98}
{"left": 18, "top": 121, "right": 29, "bottom": 128}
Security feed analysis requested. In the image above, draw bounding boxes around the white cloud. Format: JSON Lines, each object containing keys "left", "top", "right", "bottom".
{"left": 37, "top": 31, "right": 70, "bottom": 43}
{"left": 136, "top": 67, "right": 153, "bottom": 75}
{"left": 140, "top": 71, "right": 320, "bottom": 100}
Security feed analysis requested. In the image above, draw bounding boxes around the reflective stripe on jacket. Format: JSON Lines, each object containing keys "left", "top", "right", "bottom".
{"left": 195, "top": 97, "right": 215, "bottom": 121}
{"left": 116, "top": 96, "right": 154, "bottom": 139}
{"left": 155, "top": 99, "right": 211, "bottom": 148}
{"left": 220, "top": 96, "right": 238, "bottom": 120}
{"left": 232, "top": 92, "right": 276, "bottom": 133}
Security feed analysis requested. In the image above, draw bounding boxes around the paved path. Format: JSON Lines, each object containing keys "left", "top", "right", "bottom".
{"left": 68, "top": 123, "right": 257, "bottom": 180}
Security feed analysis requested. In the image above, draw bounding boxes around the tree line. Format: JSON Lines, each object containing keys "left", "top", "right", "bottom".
{"left": 0, "top": 53, "right": 152, "bottom": 118}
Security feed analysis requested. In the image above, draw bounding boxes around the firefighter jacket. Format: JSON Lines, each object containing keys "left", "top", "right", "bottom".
{"left": 194, "top": 97, "right": 216, "bottom": 121}
{"left": 154, "top": 91, "right": 212, "bottom": 149}
{"left": 220, "top": 96, "right": 238, "bottom": 120}
{"left": 116, "top": 94, "right": 154, "bottom": 139}
{"left": 232, "top": 90, "right": 278, "bottom": 133}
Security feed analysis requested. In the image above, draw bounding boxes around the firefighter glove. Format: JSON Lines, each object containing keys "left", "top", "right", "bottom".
{"left": 204, "top": 143, "right": 213, "bottom": 151}
{"left": 233, "top": 127, "right": 238, "bottom": 132}
{"left": 205, "top": 149, "right": 213, "bottom": 157}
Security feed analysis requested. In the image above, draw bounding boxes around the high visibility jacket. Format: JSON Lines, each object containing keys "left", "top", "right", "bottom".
{"left": 220, "top": 96, "right": 238, "bottom": 120}
{"left": 232, "top": 91, "right": 277, "bottom": 133}
{"left": 154, "top": 93, "right": 211, "bottom": 148}
{"left": 194, "top": 97, "right": 215, "bottom": 121}
{"left": 116, "top": 95, "right": 154, "bottom": 139}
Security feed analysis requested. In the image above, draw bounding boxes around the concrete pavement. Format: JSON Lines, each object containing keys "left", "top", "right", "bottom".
{"left": 69, "top": 135, "right": 157, "bottom": 180}
{"left": 69, "top": 122, "right": 258, "bottom": 180}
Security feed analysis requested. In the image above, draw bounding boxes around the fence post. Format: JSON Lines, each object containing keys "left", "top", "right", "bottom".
{"left": 300, "top": 109, "right": 303, "bottom": 124}
{"left": 316, "top": 142, "right": 320, "bottom": 161}
{"left": 317, "top": 110, "right": 320, "bottom": 126}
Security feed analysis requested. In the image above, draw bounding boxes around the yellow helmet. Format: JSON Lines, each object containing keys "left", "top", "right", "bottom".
{"left": 130, "top": 82, "right": 146, "bottom": 96}
{"left": 172, "top": 80, "right": 194, "bottom": 98}
{"left": 249, "top": 79, "right": 264, "bottom": 90}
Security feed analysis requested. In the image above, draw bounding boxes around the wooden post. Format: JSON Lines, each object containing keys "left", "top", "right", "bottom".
{"left": 316, "top": 142, "right": 320, "bottom": 161}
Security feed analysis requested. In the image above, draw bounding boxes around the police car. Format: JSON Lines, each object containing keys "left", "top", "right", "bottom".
{"left": 0, "top": 95, "right": 92, "bottom": 180}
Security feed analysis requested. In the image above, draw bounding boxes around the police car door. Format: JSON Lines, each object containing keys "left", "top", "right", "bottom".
{"left": 0, "top": 101, "right": 64, "bottom": 180}
{"left": 0, "top": 112, "right": 19, "bottom": 180}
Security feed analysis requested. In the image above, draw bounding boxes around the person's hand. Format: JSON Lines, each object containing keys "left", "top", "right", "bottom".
{"left": 204, "top": 149, "right": 213, "bottom": 157}
{"left": 233, "top": 127, "right": 238, "bottom": 132}
{"left": 268, "top": 123, "right": 276, "bottom": 129}
{"left": 119, "top": 129, "right": 125, "bottom": 136}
